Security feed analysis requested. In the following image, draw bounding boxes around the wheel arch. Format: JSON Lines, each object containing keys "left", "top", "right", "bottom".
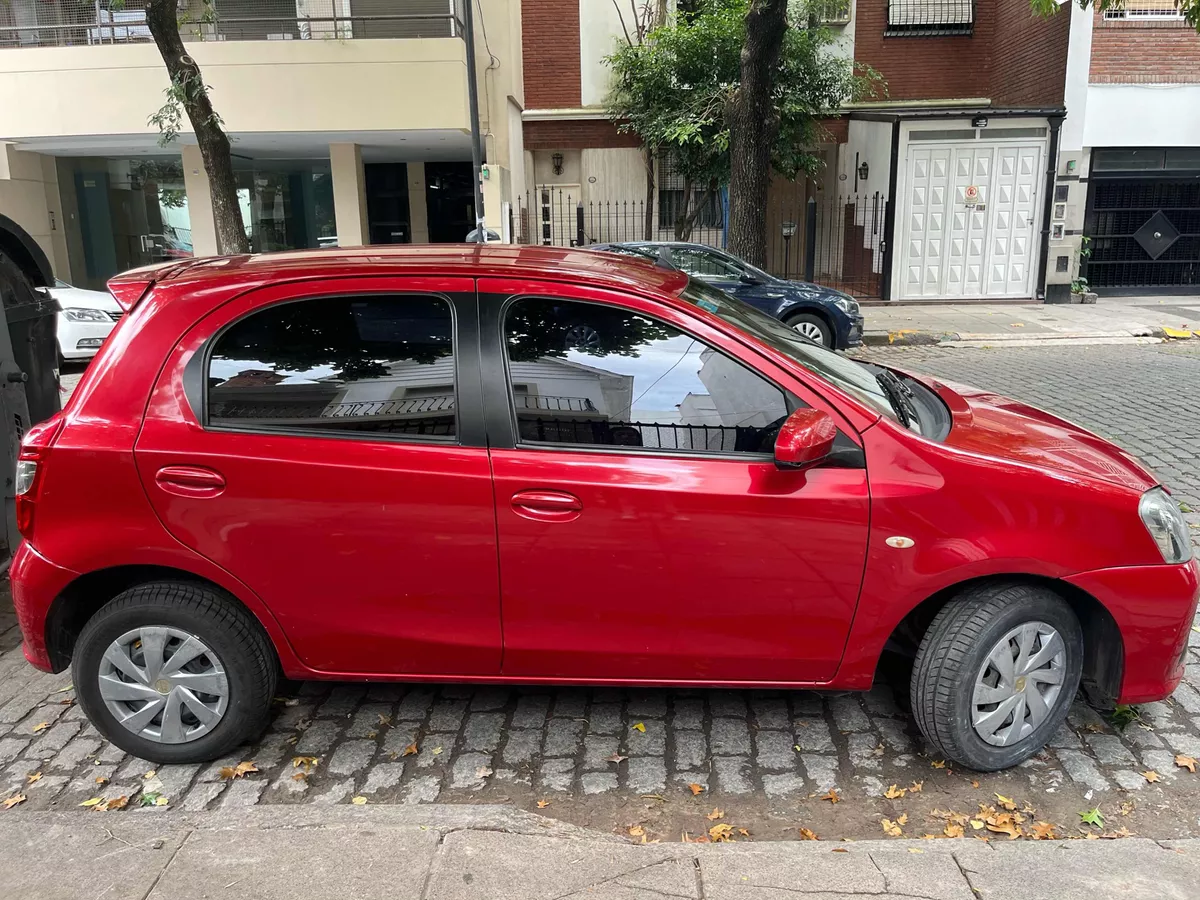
{"left": 781, "top": 303, "right": 835, "bottom": 334}
{"left": 877, "top": 573, "right": 1124, "bottom": 704}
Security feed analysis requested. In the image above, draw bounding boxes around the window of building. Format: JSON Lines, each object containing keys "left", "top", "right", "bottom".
{"left": 503, "top": 297, "right": 798, "bottom": 455}
{"left": 885, "top": 0, "right": 974, "bottom": 36}
{"left": 813, "top": 0, "right": 852, "bottom": 24}
{"left": 1103, "top": 0, "right": 1183, "bottom": 19}
{"left": 208, "top": 295, "right": 457, "bottom": 438}
{"left": 234, "top": 160, "right": 337, "bottom": 253}
{"left": 657, "top": 157, "right": 723, "bottom": 233}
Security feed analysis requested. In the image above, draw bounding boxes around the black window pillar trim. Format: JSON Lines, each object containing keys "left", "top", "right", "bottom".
{"left": 477, "top": 291, "right": 519, "bottom": 449}
{"left": 1035, "top": 116, "right": 1064, "bottom": 303}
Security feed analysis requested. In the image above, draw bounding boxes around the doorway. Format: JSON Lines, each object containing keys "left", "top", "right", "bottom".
{"left": 365, "top": 163, "right": 411, "bottom": 245}
{"left": 425, "top": 162, "right": 475, "bottom": 243}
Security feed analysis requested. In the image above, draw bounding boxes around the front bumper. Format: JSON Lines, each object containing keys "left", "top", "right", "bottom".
{"left": 844, "top": 315, "right": 865, "bottom": 348}
{"left": 1065, "top": 558, "right": 1200, "bottom": 704}
{"left": 9, "top": 542, "right": 78, "bottom": 672}
{"left": 57, "top": 316, "right": 115, "bottom": 360}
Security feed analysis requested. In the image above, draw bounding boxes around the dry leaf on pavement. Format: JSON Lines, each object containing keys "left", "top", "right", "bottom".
{"left": 908, "top": 781, "right": 923, "bottom": 793}
{"left": 628, "top": 825, "right": 645, "bottom": 837}
{"left": 26, "top": 773, "right": 42, "bottom": 784}
{"left": 985, "top": 812, "right": 1022, "bottom": 840}
{"left": 930, "top": 760, "right": 947, "bottom": 769}
{"left": 1143, "top": 771, "right": 1161, "bottom": 783}
{"left": 292, "top": 756, "right": 320, "bottom": 772}
{"left": 475, "top": 766, "right": 493, "bottom": 779}
{"left": 605, "top": 753, "right": 628, "bottom": 764}
{"left": 819, "top": 789, "right": 840, "bottom": 804}
{"left": 738, "top": 828, "right": 750, "bottom": 837}
{"left": 219, "top": 761, "right": 258, "bottom": 780}
{"left": 881, "top": 818, "right": 904, "bottom": 837}
{"left": 688, "top": 783, "right": 704, "bottom": 795}
{"left": 80, "top": 798, "right": 103, "bottom": 807}
{"left": 1031, "top": 822, "right": 1058, "bottom": 840}
{"left": 884, "top": 784, "right": 907, "bottom": 800}
{"left": 1176, "top": 755, "right": 1197, "bottom": 774}
{"left": 401, "top": 743, "right": 418, "bottom": 757}
{"left": 632, "top": 722, "right": 646, "bottom": 733}
{"left": 706, "top": 807, "right": 724, "bottom": 821}
{"left": 708, "top": 823, "right": 735, "bottom": 842}
{"left": 2, "top": 794, "right": 25, "bottom": 810}
{"left": 95, "top": 777, "right": 109, "bottom": 785}
{"left": 994, "top": 794, "right": 1017, "bottom": 811}
{"left": 378, "top": 714, "right": 392, "bottom": 726}
{"left": 537, "top": 800, "right": 550, "bottom": 809}
{"left": 799, "top": 827, "right": 819, "bottom": 841}
{"left": 31, "top": 722, "right": 49, "bottom": 734}
{"left": 943, "top": 822, "right": 965, "bottom": 839}
{"left": 351, "top": 796, "right": 368, "bottom": 805}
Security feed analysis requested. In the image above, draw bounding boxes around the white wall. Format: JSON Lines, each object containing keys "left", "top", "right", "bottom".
{"left": 1083, "top": 85, "right": 1200, "bottom": 147}
{"left": 1060, "top": 1, "right": 1094, "bottom": 154}
{"left": 579, "top": 0, "right": 633, "bottom": 108}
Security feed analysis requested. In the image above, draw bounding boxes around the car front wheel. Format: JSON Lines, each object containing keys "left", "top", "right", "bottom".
{"left": 910, "top": 582, "right": 1084, "bottom": 771}
{"left": 74, "top": 582, "right": 277, "bottom": 764}
{"left": 784, "top": 312, "right": 834, "bottom": 348}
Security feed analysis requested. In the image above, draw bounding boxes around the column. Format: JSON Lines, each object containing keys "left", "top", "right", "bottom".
{"left": 407, "top": 162, "right": 430, "bottom": 244}
{"left": 330, "top": 142, "right": 369, "bottom": 247}
{"left": 480, "top": 164, "right": 511, "bottom": 242}
{"left": 181, "top": 145, "right": 218, "bottom": 258}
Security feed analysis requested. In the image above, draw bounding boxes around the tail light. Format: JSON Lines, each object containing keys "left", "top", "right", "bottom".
{"left": 15, "top": 414, "right": 64, "bottom": 543}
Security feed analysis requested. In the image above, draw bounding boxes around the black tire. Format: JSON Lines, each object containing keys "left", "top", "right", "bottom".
{"left": 784, "top": 312, "right": 834, "bottom": 348}
{"left": 74, "top": 581, "right": 277, "bottom": 764}
{"left": 910, "top": 582, "right": 1083, "bottom": 771}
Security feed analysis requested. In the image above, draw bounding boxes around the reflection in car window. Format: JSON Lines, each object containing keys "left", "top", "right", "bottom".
{"left": 207, "top": 295, "right": 456, "bottom": 438}
{"left": 670, "top": 248, "right": 743, "bottom": 279}
{"left": 504, "top": 297, "right": 799, "bottom": 454}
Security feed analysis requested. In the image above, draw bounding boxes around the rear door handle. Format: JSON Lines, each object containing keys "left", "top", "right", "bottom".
{"left": 155, "top": 465, "right": 226, "bottom": 499}
{"left": 511, "top": 489, "right": 582, "bottom": 523}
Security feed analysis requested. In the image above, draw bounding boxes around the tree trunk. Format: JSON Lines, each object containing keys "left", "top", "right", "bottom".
{"left": 145, "top": 0, "right": 249, "bottom": 256}
{"left": 725, "top": 0, "right": 788, "bottom": 268}
{"left": 643, "top": 145, "right": 657, "bottom": 241}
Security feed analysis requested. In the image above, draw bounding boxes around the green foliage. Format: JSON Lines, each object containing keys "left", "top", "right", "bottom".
{"left": 1107, "top": 704, "right": 1141, "bottom": 731}
{"left": 148, "top": 71, "right": 223, "bottom": 148}
{"left": 1078, "top": 806, "right": 1105, "bottom": 828}
{"left": 1031, "top": 0, "right": 1200, "bottom": 31}
{"left": 605, "top": 0, "right": 878, "bottom": 191}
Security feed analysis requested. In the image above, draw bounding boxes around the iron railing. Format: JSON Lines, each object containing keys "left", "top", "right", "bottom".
{"left": 0, "top": 0, "right": 465, "bottom": 48}
{"left": 885, "top": 0, "right": 974, "bottom": 36}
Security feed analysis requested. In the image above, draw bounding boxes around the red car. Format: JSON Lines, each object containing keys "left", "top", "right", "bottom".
{"left": 9, "top": 246, "right": 1197, "bottom": 771}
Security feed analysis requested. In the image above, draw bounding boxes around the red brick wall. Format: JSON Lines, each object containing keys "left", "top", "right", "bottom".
{"left": 522, "top": 0, "right": 582, "bottom": 108}
{"left": 524, "top": 119, "right": 642, "bottom": 150}
{"left": 1090, "top": 8, "right": 1200, "bottom": 84}
{"left": 990, "top": 2, "right": 1070, "bottom": 105}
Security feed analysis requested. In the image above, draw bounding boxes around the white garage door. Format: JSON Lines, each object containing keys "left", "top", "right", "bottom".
{"left": 901, "top": 141, "right": 1043, "bottom": 300}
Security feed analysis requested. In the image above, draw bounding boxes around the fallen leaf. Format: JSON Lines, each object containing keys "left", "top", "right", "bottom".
{"left": 1176, "top": 754, "right": 1197, "bottom": 774}
{"left": 819, "top": 789, "right": 840, "bottom": 804}
{"left": 1120, "top": 800, "right": 1136, "bottom": 816}
{"left": 351, "top": 796, "right": 368, "bottom": 805}
{"left": 537, "top": 799, "right": 551, "bottom": 809}
{"left": 1142, "top": 770, "right": 1161, "bottom": 784}
{"left": 632, "top": 722, "right": 646, "bottom": 733}
{"left": 944, "top": 822, "right": 965, "bottom": 838}
{"left": 969, "top": 819, "right": 985, "bottom": 830}
{"left": 706, "top": 807, "right": 724, "bottom": 821}
{"left": 366, "top": 731, "right": 377, "bottom": 739}
{"left": 431, "top": 746, "right": 443, "bottom": 756}
{"left": 985, "top": 812, "right": 1022, "bottom": 840}
{"left": 80, "top": 798, "right": 103, "bottom": 807}
{"left": 628, "top": 825, "right": 645, "bottom": 837}
{"left": 908, "top": 781, "right": 923, "bottom": 793}
{"left": 53, "top": 683, "right": 73, "bottom": 693}
{"left": 1079, "top": 807, "right": 1105, "bottom": 829}
{"left": 291, "top": 773, "right": 308, "bottom": 783}
{"left": 401, "top": 742, "right": 419, "bottom": 757}
{"left": 738, "top": 828, "right": 750, "bottom": 837}
{"left": 26, "top": 773, "right": 42, "bottom": 785}
{"left": 881, "top": 818, "right": 903, "bottom": 837}
{"left": 31, "top": 722, "right": 49, "bottom": 734}
{"left": 897, "top": 813, "right": 908, "bottom": 826}
{"left": 995, "top": 793, "right": 1016, "bottom": 811}
{"left": 140, "top": 791, "right": 163, "bottom": 808}
{"left": 219, "top": 761, "right": 258, "bottom": 780}
{"left": 799, "top": 827, "right": 819, "bottom": 841}
{"left": 95, "top": 777, "right": 109, "bottom": 785}
{"left": 101, "top": 796, "right": 129, "bottom": 811}
{"left": 971, "top": 780, "right": 980, "bottom": 788}
{"left": 605, "top": 753, "right": 628, "bottom": 764}
{"left": 378, "top": 714, "right": 392, "bottom": 726}
{"left": 1108, "top": 826, "right": 1135, "bottom": 838}
{"left": 832, "top": 847, "right": 849, "bottom": 853}
{"left": 1010, "top": 322, "right": 1025, "bottom": 327}
{"left": 908, "top": 848, "right": 924, "bottom": 854}
{"left": 1031, "top": 822, "right": 1058, "bottom": 840}
{"left": 475, "top": 766, "right": 493, "bottom": 779}
{"left": 884, "top": 783, "right": 907, "bottom": 800}
{"left": 708, "top": 823, "right": 735, "bottom": 842}
{"left": 641, "top": 794, "right": 667, "bottom": 802}
{"left": 2, "top": 794, "right": 25, "bottom": 810}
{"left": 292, "top": 756, "right": 320, "bottom": 772}
{"left": 931, "top": 759, "right": 947, "bottom": 769}
{"left": 688, "top": 783, "right": 704, "bottom": 796}
{"left": 143, "top": 771, "right": 156, "bottom": 780}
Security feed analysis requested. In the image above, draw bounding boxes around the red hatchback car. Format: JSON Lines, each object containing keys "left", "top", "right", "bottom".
{"left": 9, "top": 246, "right": 1198, "bottom": 771}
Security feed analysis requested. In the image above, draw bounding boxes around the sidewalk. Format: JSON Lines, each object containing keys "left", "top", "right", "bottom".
{"left": 862, "top": 294, "right": 1200, "bottom": 347}
{"left": 3, "top": 805, "right": 1197, "bottom": 900}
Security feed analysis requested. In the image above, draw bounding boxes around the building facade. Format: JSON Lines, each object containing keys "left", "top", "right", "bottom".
{"left": 0, "top": 0, "right": 527, "bottom": 290}
{"left": 1053, "top": 1, "right": 1200, "bottom": 298}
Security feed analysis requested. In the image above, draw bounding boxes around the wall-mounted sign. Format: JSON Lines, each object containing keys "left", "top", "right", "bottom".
{"left": 972, "top": 116, "right": 989, "bottom": 128}
{"left": 964, "top": 185, "right": 980, "bottom": 207}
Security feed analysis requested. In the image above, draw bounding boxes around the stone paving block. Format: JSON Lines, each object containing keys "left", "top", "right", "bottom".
{"left": 0, "top": 737, "right": 29, "bottom": 765}
{"left": 543, "top": 718, "right": 584, "bottom": 757}
{"left": 672, "top": 698, "right": 705, "bottom": 731}
{"left": 847, "top": 732, "right": 883, "bottom": 770}
{"left": 295, "top": 720, "right": 342, "bottom": 755}
{"left": 753, "top": 730, "right": 797, "bottom": 772}
{"left": 316, "top": 685, "right": 365, "bottom": 719}
{"left": 396, "top": 688, "right": 436, "bottom": 721}
{"left": 709, "top": 717, "right": 751, "bottom": 756}
{"left": 510, "top": 695, "right": 550, "bottom": 730}
{"left": 428, "top": 700, "right": 468, "bottom": 733}
{"left": 1083, "top": 732, "right": 1137, "bottom": 767}
{"left": 416, "top": 734, "right": 455, "bottom": 768}
{"left": 501, "top": 729, "right": 541, "bottom": 766}
{"left": 381, "top": 724, "right": 420, "bottom": 757}
{"left": 312, "top": 778, "right": 354, "bottom": 805}
{"left": 327, "top": 740, "right": 376, "bottom": 776}
{"left": 551, "top": 691, "right": 588, "bottom": 719}
{"left": 830, "top": 696, "right": 872, "bottom": 733}
{"left": 708, "top": 692, "right": 748, "bottom": 718}
{"left": 626, "top": 719, "right": 666, "bottom": 756}
{"left": 585, "top": 702, "right": 623, "bottom": 734}
{"left": 1162, "top": 730, "right": 1200, "bottom": 757}
{"left": 627, "top": 693, "right": 668, "bottom": 718}
{"left": 672, "top": 729, "right": 707, "bottom": 771}
{"left": 1113, "top": 769, "right": 1150, "bottom": 791}
{"left": 581, "top": 734, "right": 619, "bottom": 771}
{"left": 365, "top": 684, "right": 404, "bottom": 703}
{"left": 26, "top": 719, "right": 80, "bottom": 759}
{"left": 863, "top": 685, "right": 903, "bottom": 718}
{"left": 271, "top": 765, "right": 310, "bottom": 797}
{"left": 581, "top": 772, "right": 617, "bottom": 794}
{"left": 793, "top": 692, "right": 825, "bottom": 717}
{"left": 345, "top": 703, "right": 393, "bottom": 738}
{"left": 712, "top": 755, "right": 752, "bottom": 794}
{"left": 751, "top": 696, "right": 790, "bottom": 730}
{"left": 762, "top": 772, "right": 806, "bottom": 797}
{"left": 460, "top": 713, "right": 505, "bottom": 753}
{"left": 625, "top": 756, "right": 666, "bottom": 793}
{"left": 361, "top": 762, "right": 406, "bottom": 794}
{"left": 450, "top": 752, "right": 494, "bottom": 790}
{"left": 468, "top": 687, "right": 510, "bottom": 711}
{"left": 874, "top": 719, "right": 913, "bottom": 754}
{"left": 1055, "top": 748, "right": 1110, "bottom": 792}
{"left": 539, "top": 757, "right": 574, "bottom": 793}
{"left": 402, "top": 774, "right": 442, "bottom": 803}
{"left": 793, "top": 718, "right": 836, "bottom": 753}
{"left": 151, "top": 764, "right": 200, "bottom": 801}
{"left": 220, "top": 777, "right": 267, "bottom": 808}
{"left": 1047, "top": 725, "right": 1083, "bottom": 750}
{"left": 801, "top": 754, "right": 839, "bottom": 791}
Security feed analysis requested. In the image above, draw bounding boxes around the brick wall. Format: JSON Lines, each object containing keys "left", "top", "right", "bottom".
{"left": 990, "top": 2, "right": 1070, "bottom": 106}
{"left": 524, "top": 119, "right": 642, "bottom": 150}
{"left": 522, "top": 0, "right": 582, "bottom": 108}
{"left": 1090, "top": 8, "right": 1200, "bottom": 84}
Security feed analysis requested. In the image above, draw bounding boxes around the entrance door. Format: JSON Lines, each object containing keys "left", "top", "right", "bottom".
{"left": 901, "top": 142, "right": 1043, "bottom": 299}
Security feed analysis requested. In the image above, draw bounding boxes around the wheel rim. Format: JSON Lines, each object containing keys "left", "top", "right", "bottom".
{"left": 98, "top": 626, "right": 229, "bottom": 744}
{"left": 971, "top": 621, "right": 1067, "bottom": 747}
{"left": 793, "top": 320, "right": 825, "bottom": 343}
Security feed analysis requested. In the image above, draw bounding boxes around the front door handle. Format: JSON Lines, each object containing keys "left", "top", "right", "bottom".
{"left": 155, "top": 465, "right": 226, "bottom": 499}
{"left": 511, "top": 489, "right": 582, "bottom": 523}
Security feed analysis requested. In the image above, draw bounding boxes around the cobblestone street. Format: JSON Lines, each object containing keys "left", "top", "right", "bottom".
{"left": 3, "top": 342, "right": 1200, "bottom": 843}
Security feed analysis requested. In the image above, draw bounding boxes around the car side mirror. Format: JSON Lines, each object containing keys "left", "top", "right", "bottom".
{"left": 774, "top": 408, "right": 837, "bottom": 470}
{"left": 738, "top": 273, "right": 761, "bottom": 286}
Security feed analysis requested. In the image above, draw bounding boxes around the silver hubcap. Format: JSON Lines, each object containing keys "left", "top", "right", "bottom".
{"left": 98, "top": 627, "right": 229, "bottom": 744}
{"left": 972, "top": 622, "right": 1066, "bottom": 747}
{"left": 793, "top": 320, "right": 825, "bottom": 343}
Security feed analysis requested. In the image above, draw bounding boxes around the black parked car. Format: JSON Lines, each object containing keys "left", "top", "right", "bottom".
{"left": 590, "top": 241, "right": 864, "bottom": 350}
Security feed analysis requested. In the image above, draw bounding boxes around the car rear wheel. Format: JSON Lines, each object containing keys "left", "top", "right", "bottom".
{"left": 74, "top": 581, "right": 277, "bottom": 764}
{"left": 784, "top": 312, "right": 833, "bottom": 348}
{"left": 910, "top": 582, "right": 1083, "bottom": 771}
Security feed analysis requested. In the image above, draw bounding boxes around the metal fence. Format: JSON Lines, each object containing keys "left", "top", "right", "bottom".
{"left": 885, "top": 0, "right": 974, "bottom": 36}
{"left": 0, "top": 0, "right": 464, "bottom": 48}
{"left": 512, "top": 185, "right": 888, "bottom": 301}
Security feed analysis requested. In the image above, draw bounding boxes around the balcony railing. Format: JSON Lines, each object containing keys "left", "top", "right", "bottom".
{"left": 0, "top": 1, "right": 465, "bottom": 49}
{"left": 885, "top": 0, "right": 975, "bottom": 36}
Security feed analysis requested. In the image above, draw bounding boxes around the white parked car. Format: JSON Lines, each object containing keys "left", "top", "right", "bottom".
{"left": 49, "top": 279, "right": 123, "bottom": 362}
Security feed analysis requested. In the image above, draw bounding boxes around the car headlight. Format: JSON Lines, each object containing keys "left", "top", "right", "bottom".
{"left": 62, "top": 308, "right": 112, "bottom": 323}
{"left": 1138, "top": 487, "right": 1193, "bottom": 564}
{"left": 832, "top": 296, "right": 860, "bottom": 316}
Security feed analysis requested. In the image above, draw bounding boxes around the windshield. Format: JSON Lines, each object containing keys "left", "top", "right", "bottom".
{"left": 679, "top": 278, "right": 899, "bottom": 423}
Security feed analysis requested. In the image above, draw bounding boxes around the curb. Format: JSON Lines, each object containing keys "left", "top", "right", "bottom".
{"left": 863, "top": 326, "right": 1200, "bottom": 348}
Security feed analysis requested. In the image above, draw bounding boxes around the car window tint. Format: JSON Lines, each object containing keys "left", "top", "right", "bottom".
{"left": 207, "top": 295, "right": 456, "bottom": 438}
{"left": 503, "top": 297, "right": 799, "bottom": 455}
{"left": 670, "top": 248, "right": 742, "bottom": 279}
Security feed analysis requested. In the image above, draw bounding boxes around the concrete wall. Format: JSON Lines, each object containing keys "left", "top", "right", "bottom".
{"left": 0, "top": 144, "right": 68, "bottom": 280}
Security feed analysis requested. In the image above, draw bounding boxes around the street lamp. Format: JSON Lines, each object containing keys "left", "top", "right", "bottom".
{"left": 781, "top": 220, "right": 797, "bottom": 280}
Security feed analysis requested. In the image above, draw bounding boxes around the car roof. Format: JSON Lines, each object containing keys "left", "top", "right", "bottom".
{"left": 109, "top": 244, "right": 690, "bottom": 299}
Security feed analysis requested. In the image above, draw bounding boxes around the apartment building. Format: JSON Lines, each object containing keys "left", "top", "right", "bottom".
{"left": 0, "top": 0, "right": 526, "bottom": 290}
{"left": 1053, "top": 1, "right": 1200, "bottom": 298}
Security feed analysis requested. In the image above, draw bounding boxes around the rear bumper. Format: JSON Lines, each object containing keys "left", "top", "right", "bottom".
{"left": 1065, "top": 559, "right": 1200, "bottom": 704}
{"left": 8, "top": 542, "right": 78, "bottom": 672}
